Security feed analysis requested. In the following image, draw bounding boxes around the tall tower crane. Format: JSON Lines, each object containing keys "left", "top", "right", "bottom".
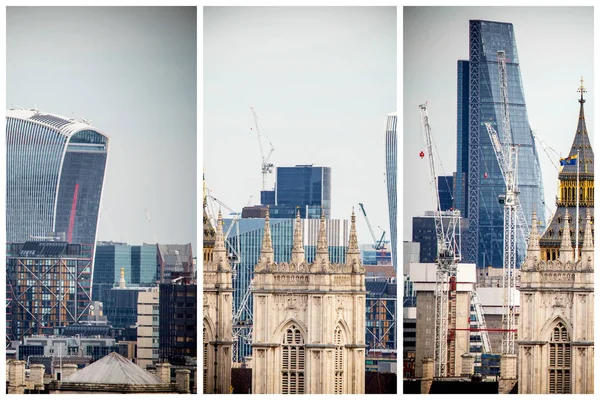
{"left": 419, "top": 103, "right": 461, "bottom": 377}
{"left": 358, "top": 202, "right": 386, "bottom": 250}
{"left": 484, "top": 50, "right": 530, "bottom": 356}
{"left": 250, "top": 107, "right": 275, "bottom": 191}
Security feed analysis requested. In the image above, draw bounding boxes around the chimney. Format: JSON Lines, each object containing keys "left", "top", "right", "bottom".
{"left": 156, "top": 363, "right": 171, "bottom": 383}
{"left": 176, "top": 369, "right": 191, "bottom": 393}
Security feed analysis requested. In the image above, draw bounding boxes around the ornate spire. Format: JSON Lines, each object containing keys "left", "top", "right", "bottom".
{"left": 291, "top": 208, "right": 305, "bottom": 264}
{"left": 578, "top": 76, "right": 587, "bottom": 103}
{"left": 260, "top": 206, "right": 274, "bottom": 259}
{"left": 119, "top": 267, "right": 126, "bottom": 288}
{"left": 559, "top": 210, "right": 574, "bottom": 262}
{"left": 582, "top": 208, "right": 593, "bottom": 251}
{"left": 316, "top": 207, "right": 328, "bottom": 253}
{"left": 214, "top": 209, "right": 226, "bottom": 251}
{"left": 527, "top": 209, "right": 540, "bottom": 252}
{"left": 347, "top": 208, "right": 359, "bottom": 254}
{"left": 561, "top": 77, "right": 594, "bottom": 176}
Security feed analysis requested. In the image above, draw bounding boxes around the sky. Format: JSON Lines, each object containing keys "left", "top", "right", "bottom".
{"left": 6, "top": 7, "right": 197, "bottom": 251}
{"left": 403, "top": 6, "right": 594, "bottom": 240}
{"left": 203, "top": 7, "right": 397, "bottom": 246}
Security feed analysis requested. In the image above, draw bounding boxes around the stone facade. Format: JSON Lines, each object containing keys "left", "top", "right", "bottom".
{"left": 518, "top": 86, "right": 594, "bottom": 394}
{"left": 202, "top": 207, "right": 234, "bottom": 394}
{"left": 518, "top": 210, "right": 594, "bottom": 394}
{"left": 252, "top": 209, "right": 366, "bottom": 394}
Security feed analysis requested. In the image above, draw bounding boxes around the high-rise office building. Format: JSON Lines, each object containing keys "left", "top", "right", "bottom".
{"left": 385, "top": 113, "right": 398, "bottom": 270}
{"left": 271, "top": 165, "right": 331, "bottom": 219}
{"left": 6, "top": 109, "right": 109, "bottom": 247}
{"left": 456, "top": 20, "right": 545, "bottom": 268}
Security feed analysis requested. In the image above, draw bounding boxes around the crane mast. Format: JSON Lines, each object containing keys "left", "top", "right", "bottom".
{"left": 492, "top": 50, "right": 529, "bottom": 355}
{"left": 358, "top": 203, "right": 386, "bottom": 251}
{"left": 250, "top": 107, "right": 275, "bottom": 191}
{"left": 419, "top": 103, "right": 461, "bottom": 377}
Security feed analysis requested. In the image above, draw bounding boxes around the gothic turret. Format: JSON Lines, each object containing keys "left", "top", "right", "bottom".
{"left": 559, "top": 211, "right": 573, "bottom": 263}
{"left": 581, "top": 208, "right": 594, "bottom": 269}
{"left": 315, "top": 207, "right": 330, "bottom": 270}
{"left": 213, "top": 209, "right": 230, "bottom": 271}
{"left": 291, "top": 209, "right": 305, "bottom": 265}
{"left": 346, "top": 208, "right": 363, "bottom": 273}
{"left": 524, "top": 209, "right": 540, "bottom": 270}
{"left": 257, "top": 207, "right": 274, "bottom": 270}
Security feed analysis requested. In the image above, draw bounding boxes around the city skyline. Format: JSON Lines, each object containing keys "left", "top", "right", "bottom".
{"left": 204, "top": 7, "right": 397, "bottom": 248}
{"left": 403, "top": 6, "right": 594, "bottom": 240}
{"left": 6, "top": 7, "right": 197, "bottom": 249}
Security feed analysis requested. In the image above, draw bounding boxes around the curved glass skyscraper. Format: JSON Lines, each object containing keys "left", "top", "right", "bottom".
{"left": 6, "top": 109, "right": 109, "bottom": 247}
{"left": 385, "top": 112, "right": 398, "bottom": 270}
{"left": 456, "top": 20, "right": 545, "bottom": 268}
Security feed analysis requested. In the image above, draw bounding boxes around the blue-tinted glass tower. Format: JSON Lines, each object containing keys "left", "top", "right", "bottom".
{"left": 93, "top": 243, "right": 132, "bottom": 302}
{"left": 385, "top": 113, "right": 398, "bottom": 270}
{"left": 273, "top": 165, "right": 331, "bottom": 219}
{"left": 6, "top": 110, "right": 108, "bottom": 247}
{"left": 458, "top": 20, "right": 545, "bottom": 268}
{"left": 438, "top": 176, "right": 453, "bottom": 212}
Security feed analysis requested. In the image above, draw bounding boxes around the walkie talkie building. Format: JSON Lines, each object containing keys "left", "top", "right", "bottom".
{"left": 6, "top": 109, "right": 109, "bottom": 251}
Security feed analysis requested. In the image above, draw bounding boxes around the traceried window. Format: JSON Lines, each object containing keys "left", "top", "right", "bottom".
{"left": 549, "top": 322, "right": 571, "bottom": 394}
{"left": 334, "top": 325, "right": 344, "bottom": 394}
{"left": 281, "top": 325, "right": 305, "bottom": 394}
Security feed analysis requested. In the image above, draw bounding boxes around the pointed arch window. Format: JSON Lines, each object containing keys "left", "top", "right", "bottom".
{"left": 334, "top": 325, "right": 344, "bottom": 394}
{"left": 548, "top": 322, "right": 571, "bottom": 394}
{"left": 282, "top": 325, "right": 305, "bottom": 394}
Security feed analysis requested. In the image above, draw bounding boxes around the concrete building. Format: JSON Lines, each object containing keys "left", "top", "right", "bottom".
{"left": 411, "top": 262, "right": 476, "bottom": 378}
{"left": 137, "top": 287, "right": 160, "bottom": 369}
{"left": 202, "top": 207, "right": 233, "bottom": 394}
{"left": 251, "top": 209, "right": 366, "bottom": 394}
{"left": 516, "top": 88, "right": 594, "bottom": 394}
{"left": 157, "top": 243, "right": 194, "bottom": 283}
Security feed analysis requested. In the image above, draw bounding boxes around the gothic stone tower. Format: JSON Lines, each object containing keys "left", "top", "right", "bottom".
{"left": 203, "top": 186, "right": 234, "bottom": 394}
{"left": 518, "top": 83, "right": 594, "bottom": 394}
{"left": 252, "top": 209, "right": 367, "bottom": 394}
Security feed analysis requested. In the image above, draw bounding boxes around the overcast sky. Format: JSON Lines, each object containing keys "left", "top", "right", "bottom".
{"left": 6, "top": 7, "right": 197, "bottom": 251}
{"left": 403, "top": 6, "right": 594, "bottom": 240}
{"left": 204, "top": 7, "right": 397, "bottom": 245}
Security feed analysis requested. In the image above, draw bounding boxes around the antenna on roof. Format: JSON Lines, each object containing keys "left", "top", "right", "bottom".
{"left": 12, "top": 104, "right": 25, "bottom": 110}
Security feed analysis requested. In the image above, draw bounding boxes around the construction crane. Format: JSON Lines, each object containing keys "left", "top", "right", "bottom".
{"left": 358, "top": 203, "right": 386, "bottom": 250}
{"left": 232, "top": 278, "right": 254, "bottom": 363}
{"left": 250, "top": 107, "right": 275, "bottom": 191}
{"left": 419, "top": 103, "right": 462, "bottom": 377}
{"left": 486, "top": 50, "right": 530, "bottom": 356}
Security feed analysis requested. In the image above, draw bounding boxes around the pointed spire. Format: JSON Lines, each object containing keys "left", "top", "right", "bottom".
{"left": 291, "top": 208, "right": 305, "bottom": 264}
{"left": 260, "top": 206, "right": 274, "bottom": 260}
{"left": 582, "top": 208, "right": 593, "bottom": 251}
{"left": 559, "top": 210, "right": 574, "bottom": 262}
{"left": 316, "top": 207, "right": 328, "bottom": 253}
{"left": 347, "top": 208, "right": 359, "bottom": 254}
{"left": 214, "top": 209, "right": 225, "bottom": 251}
{"left": 527, "top": 209, "right": 540, "bottom": 252}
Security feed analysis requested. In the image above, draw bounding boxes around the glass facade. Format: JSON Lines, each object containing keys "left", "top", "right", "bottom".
{"left": 458, "top": 20, "right": 546, "bottom": 268}
{"left": 223, "top": 217, "right": 348, "bottom": 361}
{"left": 438, "top": 176, "right": 453, "bottom": 212}
{"left": 93, "top": 243, "right": 132, "bottom": 302}
{"left": 132, "top": 244, "right": 158, "bottom": 286}
{"left": 6, "top": 112, "right": 108, "bottom": 247}
{"left": 385, "top": 114, "right": 398, "bottom": 271}
{"left": 274, "top": 166, "right": 331, "bottom": 219}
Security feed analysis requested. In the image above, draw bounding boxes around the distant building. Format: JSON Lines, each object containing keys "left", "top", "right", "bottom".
{"left": 6, "top": 110, "right": 108, "bottom": 250}
{"left": 157, "top": 243, "right": 194, "bottom": 283}
{"left": 411, "top": 215, "right": 437, "bottom": 263}
{"left": 271, "top": 165, "right": 331, "bottom": 219}
{"left": 438, "top": 176, "right": 453, "bottom": 211}
{"left": 102, "top": 271, "right": 154, "bottom": 329}
{"left": 365, "top": 280, "right": 397, "bottom": 352}
{"left": 6, "top": 241, "right": 93, "bottom": 342}
{"left": 137, "top": 287, "right": 160, "bottom": 369}
{"left": 159, "top": 282, "right": 197, "bottom": 362}
{"left": 92, "top": 242, "right": 158, "bottom": 302}
{"left": 385, "top": 112, "right": 398, "bottom": 270}
{"left": 361, "top": 243, "right": 392, "bottom": 266}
